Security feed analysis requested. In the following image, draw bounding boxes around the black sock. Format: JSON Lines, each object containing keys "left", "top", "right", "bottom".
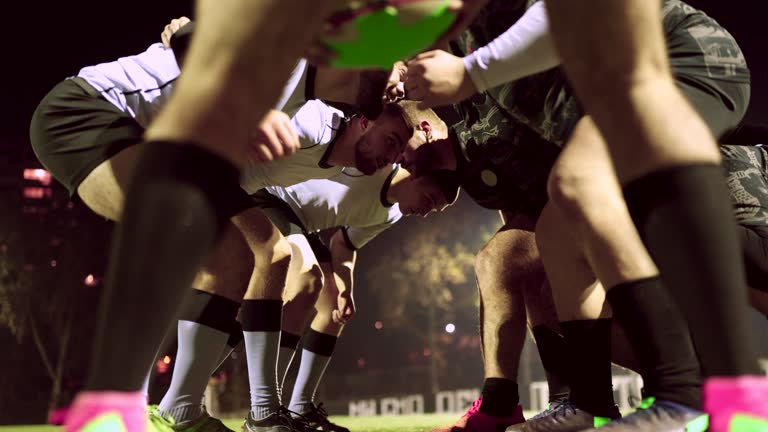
{"left": 531, "top": 325, "right": 570, "bottom": 404}
{"left": 86, "top": 141, "right": 240, "bottom": 391}
{"left": 559, "top": 319, "right": 617, "bottom": 418}
{"left": 479, "top": 378, "right": 519, "bottom": 416}
{"left": 607, "top": 277, "right": 702, "bottom": 409}
{"left": 180, "top": 290, "right": 241, "bottom": 332}
{"left": 624, "top": 164, "right": 761, "bottom": 376}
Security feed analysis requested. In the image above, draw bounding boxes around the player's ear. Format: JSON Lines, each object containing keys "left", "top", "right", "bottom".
{"left": 419, "top": 120, "right": 432, "bottom": 138}
{"left": 360, "top": 115, "right": 372, "bottom": 131}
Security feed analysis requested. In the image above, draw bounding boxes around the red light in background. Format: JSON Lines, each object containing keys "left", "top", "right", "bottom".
{"left": 84, "top": 274, "right": 97, "bottom": 286}
{"left": 155, "top": 359, "right": 169, "bottom": 374}
{"left": 23, "top": 169, "right": 52, "bottom": 186}
{"left": 163, "top": 355, "right": 172, "bottom": 365}
{"left": 23, "top": 187, "right": 52, "bottom": 199}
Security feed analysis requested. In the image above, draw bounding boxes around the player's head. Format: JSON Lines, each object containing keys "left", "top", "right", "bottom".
{"left": 353, "top": 100, "right": 441, "bottom": 175}
{"left": 397, "top": 100, "right": 450, "bottom": 177}
{"left": 353, "top": 103, "right": 412, "bottom": 175}
{"left": 387, "top": 167, "right": 460, "bottom": 217}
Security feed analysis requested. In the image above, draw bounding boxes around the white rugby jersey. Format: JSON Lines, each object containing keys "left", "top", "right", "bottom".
{"left": 78, "top": 43, "right": 180, "bottom": 128}
{"left": 78, "top": 43, "right": 310, "bottom": 128}
{"left": 240, "top": 99, "right": 347, "bottom": 193}
{"left": 265, "top": 165, "right": 403, "bottom": 249}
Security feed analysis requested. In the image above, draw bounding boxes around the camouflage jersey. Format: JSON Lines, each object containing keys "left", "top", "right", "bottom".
{"left": 449, "top": 0, "right": 750, "bottom": 217}
{"left": 721, "top": 145, "right": 768, "bottom": 229}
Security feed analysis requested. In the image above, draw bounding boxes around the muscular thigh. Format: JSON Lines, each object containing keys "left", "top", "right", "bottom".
{"left": 283, "top": 233, "right": 322, "bottom": 301}
{"left": 30, "top": 78, "right": 145, "bottom": 220}
{"left": 549, "top": 116, "right": 619, "bottom": 196}
{"left": 231, "top": 206, "right": 286, "bottom": 252}
{"left": 494, "top": 212, "right": 539, "bottom": 267}
{"left": 77, "top": 144, "right": 142, "bottom": 221}
{"left": 287, "top": 234, "right": 321, "bottom": 278}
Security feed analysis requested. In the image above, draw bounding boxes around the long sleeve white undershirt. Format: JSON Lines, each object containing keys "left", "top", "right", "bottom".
{"left": 462, "top": 1, "right": 560, "bottom": 93}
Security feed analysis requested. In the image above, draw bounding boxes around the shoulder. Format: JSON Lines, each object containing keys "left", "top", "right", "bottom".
{"left": 292, "top": 99, "right": 345, "bottom": 147}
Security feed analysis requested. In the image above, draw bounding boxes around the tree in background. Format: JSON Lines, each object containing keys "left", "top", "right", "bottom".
{"left": 364, "top": 198, "right": 500, "bottom": 394}
{"left": 0, "top": 182, "right": 111, "bottom": 418}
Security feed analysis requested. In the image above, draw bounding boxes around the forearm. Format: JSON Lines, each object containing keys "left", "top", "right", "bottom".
{"left": 330, "top": 231, "right": 357, "bottom": 294}
{"left": 331, "top": 254, "right": 355, "bottom": 294}
{"left": 334, "top": 265, "right": 354, "bottom": 294}
{"left": 462, "top": 1, "right": 559, "bottom": 93}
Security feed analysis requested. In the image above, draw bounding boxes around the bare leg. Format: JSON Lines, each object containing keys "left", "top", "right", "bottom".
{"left": 281, "top": 237, "right": 325, "bottom": 336}
{"left": 546, "top": 0, "right": 760, "bottom": 384}
{"left": 542, "top": 116, "right": 703, "bottom": 413}
{"left": 309, "top": 269, "right": 344, "bottom": 338}
{"left": 476, "top": 214, "right": 541, "bottom": 383}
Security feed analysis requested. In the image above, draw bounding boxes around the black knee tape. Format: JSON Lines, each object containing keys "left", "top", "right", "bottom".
{"left": 134, "top": 141, "right": 241, "bottom": 235}
{"left": 227, "top": 321, "right": 244, "bottom": 349}
{"left": 178, "top": 290, "right": 241, "bottom": 333}
{"left": 303, "top": 329, "right": 337, "bottom": 357}
{"left": 280, "top": 331, "right": 302, "bottom": 349}
{"left": 240, "top": 299, "right": 283, "bottom": 332}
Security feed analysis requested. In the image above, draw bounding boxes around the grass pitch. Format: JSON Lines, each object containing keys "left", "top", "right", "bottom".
{"left": 0, "top": 413, "right": 463, "bottom": 432}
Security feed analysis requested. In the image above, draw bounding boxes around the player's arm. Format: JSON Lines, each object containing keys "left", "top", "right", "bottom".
{"left": 461, "top": 1, "right": 557, "bottom": 91}
{"left": 329, "top": 228, "right": 357, "bottom": 325}
{"left": 406, "top": 2, "right": 558, "bottom": 107}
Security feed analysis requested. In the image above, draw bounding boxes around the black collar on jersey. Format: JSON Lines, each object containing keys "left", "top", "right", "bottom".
{"left": 318, "top": 117, "right": 348, "bottom": 169}
{"left": 379, "top": 164, "right": 401, "bottom": 207}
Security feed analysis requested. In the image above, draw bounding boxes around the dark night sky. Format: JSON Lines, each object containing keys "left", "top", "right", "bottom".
{"left": 0, "top": 0, "right": 766, "bottom": 166}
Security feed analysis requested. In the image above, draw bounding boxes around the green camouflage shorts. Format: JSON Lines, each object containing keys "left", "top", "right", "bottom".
{"left": 721, "top": 145, "right": 768, "bottom": 228}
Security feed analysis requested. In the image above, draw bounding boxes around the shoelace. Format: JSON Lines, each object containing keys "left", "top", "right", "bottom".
{"left": 531, "top": 400, "right": 570, "bottom": 420}
{"left": 464, "top": 398, "right": 484, "bottom": 417}
{"left": 279, "top": 406, "right": 322, "bottom": 431}
{"left": 606, "top": 403, "right": 676, "bottom": 427}
{"left": 548, "top": 400, "right": 578, "bottom": 421}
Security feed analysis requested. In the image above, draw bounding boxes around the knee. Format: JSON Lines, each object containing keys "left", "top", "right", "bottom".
{"left": 284, "top": 263, "right": 324, "bottom": 307}
{"left": 245, "top": 227, "right": 291, "bottom": 268}
{"left": 546, "top": 165, "right": 593, "bottom": 218}
{"left": 271, "top": 235, "right": 292, "bottom": 265}
{"left": 474, "top": 239, "right": 540, "bottom": 298}
{"left": 302, "top": 264, "right": 325, "bottom": 302}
